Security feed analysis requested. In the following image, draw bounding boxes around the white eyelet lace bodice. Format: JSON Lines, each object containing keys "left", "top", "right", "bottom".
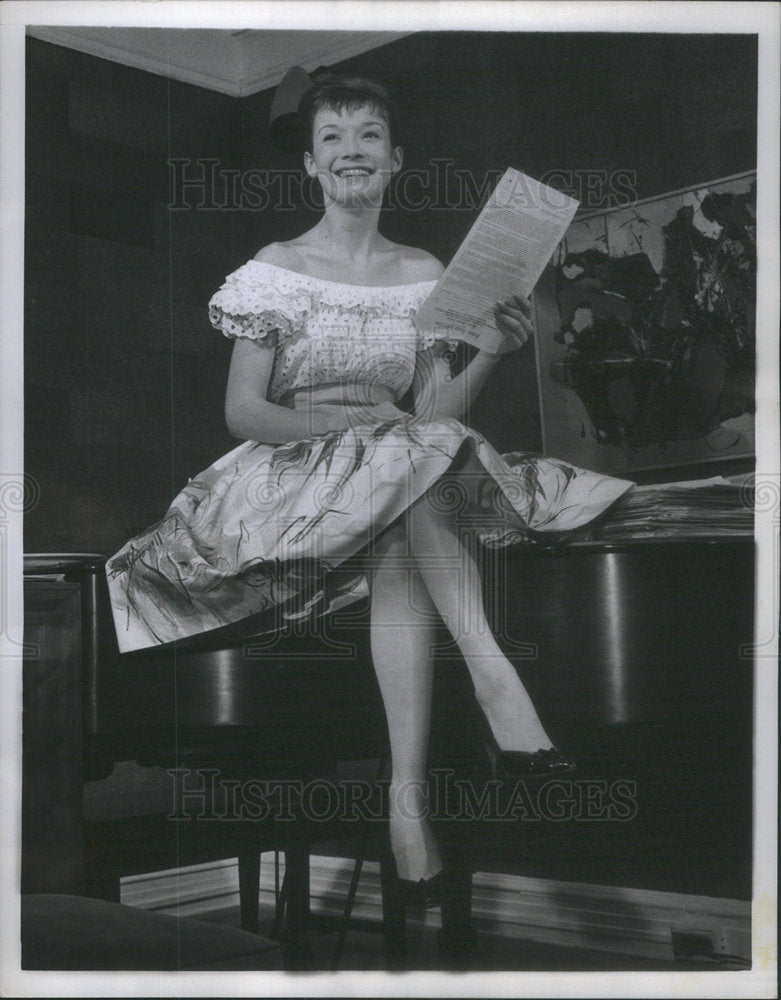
{"left": 208, "top": 260, "right": 442, "bottom": 404}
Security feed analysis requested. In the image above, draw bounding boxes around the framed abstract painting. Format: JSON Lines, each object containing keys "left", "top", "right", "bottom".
{"left": 533, "top": 171, "right": 756, "bottom": 476}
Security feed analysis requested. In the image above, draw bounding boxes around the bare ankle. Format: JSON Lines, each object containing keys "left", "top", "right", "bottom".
{"left": 389, "top": 812, "right": 442, "bottom": 882}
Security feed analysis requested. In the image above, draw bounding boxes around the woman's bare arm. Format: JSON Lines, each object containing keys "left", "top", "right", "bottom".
{"left": 413, "top": 295, "right": 534, "bottom": 421}
{"left": 225, "top": 338, "right": 335, "bottom": 443}
{"left": 412, "top": 349, "right": 497, "bottom": 421}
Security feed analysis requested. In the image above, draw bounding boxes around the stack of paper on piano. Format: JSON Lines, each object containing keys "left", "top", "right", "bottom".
{"left": 592, "top": 477, "right": 754, "bottom": 539}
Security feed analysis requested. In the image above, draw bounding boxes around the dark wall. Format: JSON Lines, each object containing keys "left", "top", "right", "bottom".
{"left": 24, "top": 32, "right": 757, "bottom": 553}
{"left": 25, "top": 37, "right": 246, "bottom": 552}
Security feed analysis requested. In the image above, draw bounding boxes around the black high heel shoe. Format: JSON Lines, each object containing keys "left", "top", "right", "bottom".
{"left": 495, "top": 746, "right": 577, "bottom": 778}
{"left": 484, "top": 729, "right": 577, "bottom": 779}
{"left": 396, "top": 870, "right": 444, "bottom": 909}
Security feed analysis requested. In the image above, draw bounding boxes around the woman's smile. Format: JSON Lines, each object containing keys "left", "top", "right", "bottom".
{"left": 335, "top": 166, "right": 374, "bottom": 177}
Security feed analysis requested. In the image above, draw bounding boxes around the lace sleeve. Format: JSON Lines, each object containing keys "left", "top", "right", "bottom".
{"left": 208, "top": 262, "right": 311, "bottom": 343}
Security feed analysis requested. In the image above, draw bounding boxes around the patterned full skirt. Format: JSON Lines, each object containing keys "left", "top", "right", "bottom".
{"left": 106, "top": 415, "right": 632, "bottom": 653}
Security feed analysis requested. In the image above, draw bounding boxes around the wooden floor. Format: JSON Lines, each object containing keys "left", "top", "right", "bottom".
{"left": 195, "top": 898, "right": 687, "bottom": 973}
{"left": 121, "top": 852, "right": 750, "bottom": 974}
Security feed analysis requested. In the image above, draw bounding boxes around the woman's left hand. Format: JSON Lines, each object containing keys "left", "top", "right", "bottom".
{"left": 492, "top": 294, "right": 534, "bottom": 355}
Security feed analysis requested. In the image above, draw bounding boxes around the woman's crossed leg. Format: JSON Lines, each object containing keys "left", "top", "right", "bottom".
{"left": 367, "top": 466, "right": 554, "bottom": 882}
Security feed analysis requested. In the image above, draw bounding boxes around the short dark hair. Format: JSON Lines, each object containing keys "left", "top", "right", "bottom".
{"left": 298, "top": 76, "right": 395, "bottom": 149}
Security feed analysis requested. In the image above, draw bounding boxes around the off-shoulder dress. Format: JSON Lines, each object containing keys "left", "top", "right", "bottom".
{"left": 105, "top": 260, "right": 632, "bottom": 653}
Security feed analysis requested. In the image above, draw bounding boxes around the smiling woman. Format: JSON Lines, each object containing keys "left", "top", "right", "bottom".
{"left": 105, "top": 74, "right": 632, "bottom": 900}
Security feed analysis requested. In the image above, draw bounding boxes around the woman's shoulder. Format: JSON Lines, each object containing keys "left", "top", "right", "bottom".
{"left": 252, "top": 242, "right": 303, "bottom": 268}
{"left": 394, "top": 244, "right": 444, "bottom": 283}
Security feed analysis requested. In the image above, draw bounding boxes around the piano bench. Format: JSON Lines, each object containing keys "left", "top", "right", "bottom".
{"left": 21, "top": 893, "right": 284, "bottom": 971}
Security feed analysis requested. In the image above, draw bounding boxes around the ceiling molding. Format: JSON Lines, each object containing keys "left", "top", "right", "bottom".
{"left": 26, "top": 26, "right": 409, "bottom": 98}
{"left": 236, "top": 31, "right": 407, "bottom": 98}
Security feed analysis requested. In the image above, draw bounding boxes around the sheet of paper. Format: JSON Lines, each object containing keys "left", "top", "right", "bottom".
{"left": 415, "top": 168, "right": 579, "bottom": 353}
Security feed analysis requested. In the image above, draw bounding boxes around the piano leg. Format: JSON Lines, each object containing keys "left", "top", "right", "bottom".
{"left": 282, "top": 839, "right": 315, "bottom": 971}
{"left": 438, "top": 859, "right": 476, "bottom": 971}
{"left": 238, "top": 849, "right": 260, "bottom": 934}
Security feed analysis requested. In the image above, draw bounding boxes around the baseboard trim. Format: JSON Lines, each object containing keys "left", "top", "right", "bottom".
{"left": 121, "top": 853, "right": 751, "bottom": 964}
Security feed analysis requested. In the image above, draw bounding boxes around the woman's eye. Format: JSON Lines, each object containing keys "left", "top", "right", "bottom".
{"left": 363, "top": 131, "right": 380, "bottom": 139}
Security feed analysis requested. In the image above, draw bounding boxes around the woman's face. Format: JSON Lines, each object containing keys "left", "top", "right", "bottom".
{"left": 304, "top": 103, "right": 402, "bottom": 209}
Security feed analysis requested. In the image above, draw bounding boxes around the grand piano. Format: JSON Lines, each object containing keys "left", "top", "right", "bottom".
{"left": 22, "top": 530, "right": 755, "bottom": 964}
